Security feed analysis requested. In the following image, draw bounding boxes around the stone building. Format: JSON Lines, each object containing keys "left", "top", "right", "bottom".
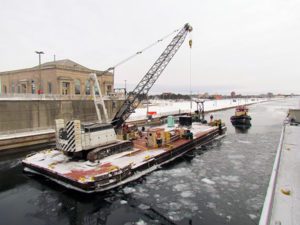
{"left": 0, "top": 59, "right": 114, "bottom": 96}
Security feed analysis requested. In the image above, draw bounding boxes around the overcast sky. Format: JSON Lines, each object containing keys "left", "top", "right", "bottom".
{"left": 0, "top": 0, "right": 299, "bottom": 94}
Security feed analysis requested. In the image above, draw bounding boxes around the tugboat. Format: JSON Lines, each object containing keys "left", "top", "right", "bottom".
{"left": 230, "top": 105, "right": 251, "bottom": 129}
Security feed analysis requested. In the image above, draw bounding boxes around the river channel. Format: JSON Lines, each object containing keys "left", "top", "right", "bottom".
{"left": 0, "top": 97, "right": 298, "bottom": 225}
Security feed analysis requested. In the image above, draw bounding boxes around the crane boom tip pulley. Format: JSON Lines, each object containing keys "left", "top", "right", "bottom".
{"left": 184, "top": 23, "right": 193, "bottom": 32}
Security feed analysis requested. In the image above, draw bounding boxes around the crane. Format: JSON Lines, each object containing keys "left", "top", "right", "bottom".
{"left": 111, "top": 23, "right": 193, "bottom": 130}
{"left": 54, "top": 23, "right": 192, "bottom": 155}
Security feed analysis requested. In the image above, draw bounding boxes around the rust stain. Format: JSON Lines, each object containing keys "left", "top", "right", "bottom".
{"left": 64, "top": 162, "right": 115, "bottom": 181}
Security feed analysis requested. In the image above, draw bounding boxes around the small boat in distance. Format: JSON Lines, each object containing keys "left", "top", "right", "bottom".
{"left": 230, "top": 105, "right": 252, "bottom": 129}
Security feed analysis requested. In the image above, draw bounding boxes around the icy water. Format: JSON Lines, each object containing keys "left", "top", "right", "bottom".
{"left": 0, "top": 97, "right": 299, "bottom": 225}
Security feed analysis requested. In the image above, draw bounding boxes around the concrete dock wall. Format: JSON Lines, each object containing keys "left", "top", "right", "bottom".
{"left": 0, "top": 99, "right": 123, "bottom": 132}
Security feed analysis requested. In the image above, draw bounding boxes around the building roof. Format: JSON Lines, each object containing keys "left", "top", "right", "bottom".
{"left": 32, "top": 59, "right": 90, "bottom": 70}
{"left": 0, "top": 59, "right": 113, "bottom": 76}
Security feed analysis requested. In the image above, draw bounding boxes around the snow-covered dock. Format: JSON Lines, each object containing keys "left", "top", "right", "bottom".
{"left": 259, "top": 123, "right": 300, "bottom": 225}
{"left": 0, "top": 128, "right": 55, "bottom": 153}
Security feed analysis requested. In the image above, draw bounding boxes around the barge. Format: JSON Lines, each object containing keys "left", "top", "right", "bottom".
{"left": 22, "top": 23, "right": 226, "bottom": 194}
{"left": 23, "top": 120, "right": 226, "bottom": 193}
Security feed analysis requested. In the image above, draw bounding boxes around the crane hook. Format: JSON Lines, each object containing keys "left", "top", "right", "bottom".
{"left": 189, "top": 39, "right": 192, "bottom": 48}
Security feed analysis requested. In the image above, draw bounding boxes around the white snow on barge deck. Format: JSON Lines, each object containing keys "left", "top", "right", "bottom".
{"left": 22, "top": 123, "right": 217, "bottom": 192}
{"left": 259, "top": 124, "right": 300, "bottom": 225}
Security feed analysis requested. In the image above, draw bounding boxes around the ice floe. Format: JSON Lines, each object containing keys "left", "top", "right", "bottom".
{"left": 207, "top": 202, "right": 216, "bottom": 209}
{"left": 135, "top": 219, "right": 148, "bottom": 225}
{"left": 226, "top": 215, "right": 232, "bottom": 221}
{"left": 180, "top": 191, "right": 195, "bottom": 198}
{"left": 138, "top": 204, "right": 150, "bottom": 210}
{"left": 123, "top": 187, "right": 136, "bottom": 194}
{"left": 168, "top": 202, "right": 181, "bottom": 211}
{"left": 221, "top": 175, "right": 239, "bottom": 182}
{"left": 248, "top": 214, "right": 257, "bottom": 220}
{"left": 167, "top": 211, "right": 183, "bottom": 221}
{"left": 173, "top": 183, "right": 189, "bottom": 192}
{"left": 120, "top": 200, "right": 127, "bottom": 204}
{"left": 166, "top": 167, "right": 192, "bottom": 177}
{"left": 201, "top": 178, "right": 215, "bottom": 185}
{"left": 237, "top": 140, "right": 252, "bottom": 144}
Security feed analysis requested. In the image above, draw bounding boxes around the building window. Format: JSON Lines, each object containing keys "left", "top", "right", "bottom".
{"left": 75, "top": 79, "right": 81, "bottom": 95}
{"left": 61, "top": 82, "right": 70, "bottom": 95}
{"left": 21, "top": 84, "right": 26, "bottom": 93}
{"left": 17, "top": 85, "right": 21, "bottom": 93}
{"left": 106, "top": 85, "right": 112, "bottom": 95}
{"left": 85, "top": 80, "right": 90, "bottom": 95}
{"left": 48, "top": 82, "right": 52, "bottom": 94}
{"left": 3, "top": 85, "right": 7, "bottom": 94}
{"left": 11, "top": 81, "right": 15, "bottom": 93}
{"left": 31, "top": 80, "right": 36, "bottom": 94}
{"left": 94, "top": 83, "right": 99, "bottom": 95}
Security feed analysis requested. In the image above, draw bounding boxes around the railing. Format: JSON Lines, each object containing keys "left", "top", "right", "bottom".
{"left": 0, "top": 126, "right": 55, "bottom": 136}
{"left": 259, "top": 124, "right": 286, "bottom": 225}
{"left": 0, "top": 93, "right": 125, "bottom": 101}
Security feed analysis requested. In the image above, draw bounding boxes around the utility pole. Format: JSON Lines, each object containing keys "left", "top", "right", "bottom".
{"left": 35, "top": 51, "right": 44, "bottom": 128}
{"left": 190, "top": 69, "right": 192, "bottom": 111}
{"left": 35, "top": 51, "right": 44, "bottom": 94}
{"left": 124, "top": 79, "right": 127, "bottom": 99}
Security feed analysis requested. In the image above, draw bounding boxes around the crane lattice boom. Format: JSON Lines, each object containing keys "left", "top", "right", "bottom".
{"left": 111, "top": 23, "right": 192, "bottom": 130}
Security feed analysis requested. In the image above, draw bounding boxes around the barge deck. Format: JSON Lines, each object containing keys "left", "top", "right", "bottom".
{"left": 23, "top": 123, "right": 225, "bottom": 193}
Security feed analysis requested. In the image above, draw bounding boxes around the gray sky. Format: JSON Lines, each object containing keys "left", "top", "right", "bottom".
{"left": 1, "top": 0, "right": 299, "bottom": 94}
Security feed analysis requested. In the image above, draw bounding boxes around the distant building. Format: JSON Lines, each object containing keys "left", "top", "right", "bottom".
{"left": 199, "top": 92, "right": 209, "bottom": 99}
{"left": 0, "top": 59, "right": 114, "bottom": 96}
{"left": 214, "top": 95, "right": 223, "bottom": 100}
{"left": 231, "top": 91, "right": 236, "bottom": 98}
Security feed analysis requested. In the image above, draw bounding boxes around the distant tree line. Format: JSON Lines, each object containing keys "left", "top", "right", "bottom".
{"left": 149, "top": 93, "right": 191, "bottom": 100}
{"left": 126, "top": 91, "right": 295, "bottom": 102}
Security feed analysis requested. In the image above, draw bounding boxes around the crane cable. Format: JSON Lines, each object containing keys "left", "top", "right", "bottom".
{"left": 189, "top": 33, "right": 193, "bottom": 112}
{"left": 107, "top": 27, "right": 181, "bottom": 71}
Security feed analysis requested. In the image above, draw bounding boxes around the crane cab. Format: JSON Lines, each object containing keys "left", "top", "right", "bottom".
{"left": 55, "top": 119, "right": 117, "bottom": 153}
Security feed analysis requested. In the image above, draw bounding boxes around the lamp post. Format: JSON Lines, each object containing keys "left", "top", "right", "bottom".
{"left": 35, "top": 51, "right": 44, "bottom": 94}
{"left": 124, "top": 79, "right": 127, "bottom": 99}
{"left": 35, "top": 51, "right": 44, "bottom": 128}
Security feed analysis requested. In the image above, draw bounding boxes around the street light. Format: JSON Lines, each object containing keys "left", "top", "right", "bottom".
{"left": 35, "top": 51, "right": 44, "bottom": 94}
{"left": 124, "top": 79, "right": 127, "bottom": 99}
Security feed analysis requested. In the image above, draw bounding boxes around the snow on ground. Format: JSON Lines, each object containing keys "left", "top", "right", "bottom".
{"left": 128, "top": 98, "right": 267, "bottom": 121}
